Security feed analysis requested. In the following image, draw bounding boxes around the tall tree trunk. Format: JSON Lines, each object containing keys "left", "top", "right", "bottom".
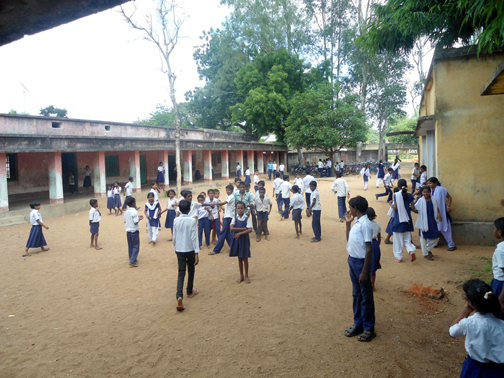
{"left": 378, "top": 119, "right": 386, "bottom": 161}
{"left": 297, "top": 147, "right": 303, "bottom": 164}
{"left": 166, "top": 61, "right": 182, "bottom": 195}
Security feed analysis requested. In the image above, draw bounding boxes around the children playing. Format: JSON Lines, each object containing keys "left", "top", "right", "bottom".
{"left": 308, "top": 181, "right": 322, "bottom": 243}
{"left": 412, "top": 186, "right": 442, "bottom": 261}
{"left": 366, "top": 207, "right": 381, "bottom": 291}
{"left": 172, "top": 200, "right": 200, "bottom": 311}
{"left": 376, "top": 167, "right": 394, "bottom": 203}
{"left": 279, "top": 175, "right": 292, "bottom": 220}
{"left": 197, "top": 194, "right": 212, "bottom": 249}
{"left": 411, "top": 163, "right": 420, "bottom": 193}
{"left": 106, "top": 184, "right": 115, "bottom": 215}
{"left": 205, "top": 189, "right": 220, "bottom": 243}
{"left": 229, "top": 201, "right": 253, "bottom": 283}
{"left": 164, "top": 189, "right": 178, "bottom": 241}
{"left": 288, "top": 185, "right": 305, "bottom": 239}
{"left": 253, "top": 170, "right": 259, "bottom": 192}
{"left": 255, "top": 187, "right": 272, "bottom": 242}
{"left": 24, "top": 202, "right": 50, "bottom": 256}
{"left": 449, "top": 279, "right": 504, "bottom": 376}
{"left": 89, "top": 199, "right": 102, "bottom": 250}
{"left": 344, "top": 196, "right": 376, "bottom": 342}
{"left": 113, "top": 181, "right": 123, "bottom": 216}
{"left": 491, "top": 218, "right": 504, "bottom": 313}
{"left": 428, "top": 177, "right": 457, "bottom": 251}
{"left": 390, "top": 179, "right": 416, "bottom": 263}
{"left": 331, "top": 171, "right": 350, "bottom": 222}
{"left": 210, "top": 189, "right": 221, "bottom": 244}
{"left": 273, "top": 173, "right": 284, "bottom": 212}
{"left": 124, "top": 197, "right": 143, "bottom": 267}
{"left": 361, "top": 164, "right": 371, "bottom": 190}
{"left": 210, "top": 184, "right": 236, "bottom": 255}
{"left": 145, "top": 192, "right": 162, "bottom": 246}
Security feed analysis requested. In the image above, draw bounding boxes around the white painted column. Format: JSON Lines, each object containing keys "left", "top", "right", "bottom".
{"left": 183, "top": 150, "right": 193, "bottom": 185}
{"left": 93, "top": 151, "right": 106, "bottom": 197}
{"left": 0, "top": 153, "right": 9, "bottom": 212}
{"left": 160, "top": 150, "right": 169, "bottom": 187}
{"left": 48, "top": 152, "right": 64, "bottom": 204}
{"left": 129, "top": 151, "right": 141, "bottom": 192}
{"left": 247, "top": 150, "right": 255, "bottom": 173}
{"left": 257, "top": 152, "right": 264, "bottom": 174}
{"left": 203, "top": 150, "right": 213, "bottom": 182}
{"left": 221, "top": 151, "right": 229, "bottom": 180}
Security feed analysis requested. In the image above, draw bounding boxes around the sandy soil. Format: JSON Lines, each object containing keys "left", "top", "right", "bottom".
{"left": 0, "top": 171, "right": 497, "bottom": 378}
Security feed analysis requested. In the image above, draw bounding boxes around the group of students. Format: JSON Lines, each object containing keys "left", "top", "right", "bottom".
{"left": 266, "top": 160, "right": 285, "bottom": 181}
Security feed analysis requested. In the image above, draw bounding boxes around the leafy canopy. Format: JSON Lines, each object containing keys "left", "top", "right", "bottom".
{"left": 39, "top": 105, "right": 67, "bottom": 118}
{"left": 387, "top": 116, "right": 418, "bottom": 144}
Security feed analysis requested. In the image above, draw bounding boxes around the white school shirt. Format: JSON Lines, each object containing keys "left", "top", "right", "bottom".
{"left": 29, "top": 209, "right": 42, "bottom": 226}
{"left": 294, "top": 177, "right": 304, "bottom": 192}
{"left": 331, "top": 178, "right": 350, "bottom": 197}
{"left": 254, "top": 174, "right": 259, "bottom": 184}
{"left": 236, "top": 164, "right": 241, "bottom": 171}
{"left": 124, "top": 181, "right": 133, "bottom": 196}
{"left": 231, "top": 213, "right": 252, "bottom": 228}
{"left": 113, "top": 186, "right": 122, "bottom": 195}
{"left": 449, "top": 312, "right": 504, "bottom": 364}
{"left": 346, "top": 214, "right": 373, "bottom": 259}
{"left": 107, "top": 189, "right": 114, "bottom": 198}
{"left": 317, "top": 161, "right": 323, "bottom": 168}
{"left": 272, "top": 163, "right": 277, "bottom": 170}
{"left": 166, "top": 197, "right": 179, "bottom": 211}
{"left": 124, "top": 207, "right": 140, "bottom": 232}
{"left": 233, "top": 186, "right": 240, "bottom": 194}
{"left": 224, "top": 194, "right": 236, "bottom": 218}
{"left": 89, "top": 207, "right": 101, "bottom": 223}
{"left": 188, "top": 202, "right": 201, "bottom": 219}
{"left": 411, "top": 167, "right": 419, "bottom": 180}
{"left": 310, "top": 189, "right": 321, "bottom": 210}
{"left": 149, "top": 189, "right": 159, "bottom": 202}
{"left": 204, "top": 198, "right": 219, "bottom": 219}
{"left": 303, "top": 175, "right": 315, "bottom": 194}
{"left": 279, "top": 164, "right": 284, "bottom": 171}
{"left": 339, "top": 162, "right": 345, "bottom": 169}
{"left": 290, "top": 193, "right": 305, "bottom": 210}
{"left": 420, "top": 171, "right": 427, "bottom": 185}
{"left": 492, "top": 241, "right": 504, "bottom": 281}
{"left": 369, "top": 220, "right": 381, "bottom": 240}
{"left": 255, "top": 196, "right": 272, "bottom": 212}
{"left": 273, "top": 178, "right": 283, "bottom": 194}
{"left": 383, "top": 173, "right": 393, "bottom": 187}
{"left": 327, "top": 160, "right": 332, "bottom": 168}
{"left": 172, "top": 214, "right": 200, "bottom": 253}
{"left": 280, "top": 181, "right": 292, "bottom": 199}
{"left": 158, "top": 165, "right": 164, "bottom": 172}
{"left": 197, "top": 205, "right": 210, "bottom": 220}
{"left": 245, "top": 169, "right": 250, "bottom": 176}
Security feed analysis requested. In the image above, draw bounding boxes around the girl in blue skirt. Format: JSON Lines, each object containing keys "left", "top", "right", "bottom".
{"left": 244, "top": 167, "right": 251, "bottom": 185}
{"left": 164, "top": 189, "right": 178, "bottom": 241}
{"left": 106, "top": 184, "right": 115, "bottom": 215}
{"left": 23, "top": 202, "right": 50, "bottom": 256}
{"left": 366, "top": 207, "right": 382, "bottom": 291}
{"left": 229, "top": 202, "right": 253, "bottom": 283}
{"left": 157, "top": 162, "right": 165, "bottom": 190}
{"left": 113, "top": 181, "right": 123, "bottom": 216}
{"left": 449, "top": 279, "right": 504, "bottom": 377}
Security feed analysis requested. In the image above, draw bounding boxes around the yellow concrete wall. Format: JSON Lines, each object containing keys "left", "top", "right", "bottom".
{"left": 434, "top": 53, "right": 504, "bottom": 222}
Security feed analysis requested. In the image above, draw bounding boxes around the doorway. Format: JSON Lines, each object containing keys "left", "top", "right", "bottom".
{"left": 61, "top": 153, "right": 77, "bottom": 193}
{"left": 140, "top": 155, "right": 147, "bottom": 184}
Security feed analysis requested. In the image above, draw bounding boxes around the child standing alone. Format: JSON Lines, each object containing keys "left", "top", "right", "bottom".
{"left": 24, "top": 202, "right": 50, "bottom": 256}
{"left": 145, "top": 192, "right": 162, "bottom": 246}
{"left": 164, "top": 189, "right": 178, "bottom": 241}
{"left": 124, "top": 197, "right": 143, "bottom": 267}
{"left": 230, "top": 202, "right": 253, "bottom": 283}
{"left": 288, "top": 185, "right": 305, "bottom": 239}
{"left": 89, "top": 199, "right": 102, "bottom": 250}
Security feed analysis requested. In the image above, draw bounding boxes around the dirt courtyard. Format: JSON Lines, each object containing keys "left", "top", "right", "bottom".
{"left": 0, "top": 171, "right": 497, "bottom": 377}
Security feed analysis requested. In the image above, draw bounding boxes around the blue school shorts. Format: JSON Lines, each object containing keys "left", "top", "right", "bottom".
{"left": 90, "top": 222, "right": 100, "bottom": 234}
{"left": 292, "top": 209, "right": 302, "bottom": 221}
{"left": 257, "top": 211, "right": 269, "bottom": 221}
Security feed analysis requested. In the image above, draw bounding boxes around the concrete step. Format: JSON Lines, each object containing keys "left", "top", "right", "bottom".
{"left": 0, "top": 215, "right": 27, "bottom": 227}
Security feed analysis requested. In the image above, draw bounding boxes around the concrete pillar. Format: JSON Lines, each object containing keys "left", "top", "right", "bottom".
{"left": 257, "top": 152, "right": 264, "bottom": 174}
{"left": 183, "top": 150, "right": 193, "bottom": 185}
{"left": 159, "top": 150, "right": 169, "bottom": 187}
{"left": 48, "top": 152, "right": 64, "bottom": 204}
{"left": 203, "top": 150, "right": 212, "bottom": 182}
{"left": 247, "top": 150, "right": 255, "bottom": 174}
{"left": 93, "top": 151, "right": 106, "bottom": 197}
{"left": 129, "top": 150, "right": 141, "bottom": 192}
{"left": 221, "top": 151, "right": 229, "bottom": 180}
{"left": 0, "top": 153, "right": 9, "bottom": 213}
{"left": 235, "top": 150, "right": 243, "bottom": 176}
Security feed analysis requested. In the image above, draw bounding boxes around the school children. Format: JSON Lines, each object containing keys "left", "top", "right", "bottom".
{"left": 411, "top": 163, "right": 420, "bottom": 193}
{"left": 149, "top": 182, "right": 160, "bottom": 202}
{"left": 89, "top": 199, "right": 102, "bottom": 250}
{"left": 24, "top": 202, "right": 50, "bottom": 256}
{"left": 106, "top": 184, "right": 115, "bottom": 215}
{"left": 303, "top": 173, "right": 316, "bottom": 209}
{"left": 294, "top": 174, "right": 304, "bottom": 194}
{"left": 390, "top": 179, "right": 416, "bottom": 263}
{"left": 196, "top": 194, "right": 212, "bottom": 249}
{"left": 253, "top": 170, "right": 259, "bottom": 192}
{"left": 123, "top": 177, "right": 134, "bottom": 211}
{"left": 279, "top": 175, "right": 292, "bottom": 220}
{"left": 173, "top": 199, "right": 200, "bottom": 311}
{"left": 419, "top": 165, "right": 428, "bottom": 186}
{"left": 428, "top": 177, "right": 457, "bottom": 251}
{"left": 366, "top": 207, "right": 381, "bottom": 291}
{"left": 178, "top": 190, "right": 201, "bottom": 220}
{"left": 272, "top": 161, "right": 278, "bottom": 178}
{"left": 245, "top": 183, "right": 258, "bottom": 234}
{"left": 210, "top": 184, "right": 236, "bottom": 255}
{"left": 361, "top": 165, "right": 371, "bottom": 190}
{"left": 391, "top": 157, "right": 401, "bottom": 181}
{"left": 244, "top": 167, "right": 251, "bottom": 185}
{"left": 376, "top": 168, "right": 394, "bottom": 203}
{"left": 412, "top": 186, "right": 442, "bottom": 261}
{"left": 344, "top": 196, "right": 376, "bottom": 342}
{"left": 157, "top": 162, "right": 165, "bottom": 189}
{"left": 233, "top": 177, "right": 241, "bottom": 194}
{"left": 273, "top": 173, "right": 284, "bottom": 212}
{"left": 145, "top": 192, "right": 162, "bottom": 245}
{"left": 124, "top": 197, "right": 143, "bottom": 267}
{"left": 491, "top": 218, "right": 504, "bottom": 312}
{"left": 210, "top": 189, "right": 221, "bottom": 244}
{"left": 332, "top": 171, "right": 350, "bottom": 222}
{"left": 308, "top": 181, "right": 322, "bottom": 243}
{"left": 288, "top": 185, "right": 305, "bottom": 238}
{"left": 255, "top": 187, "right": 272, "bottom": 242}
{"left": 279, "top": 162, "right": 285, "bottom": 178}
{"left": 375, "top": 160, "right": 385, "bottom": 188}
{"left": 113, "top": 181, "right": 123, "bottom": 216}
{"left": 205, "top": 189, "right": 221, "bottom": 240}
{"left": 229, "top": 201, "right": 253, "bottom": 284}
{"left": 449, "top": 279, "right": 504, "bottom": 376}
{"left": 317, "top": 159, "right": 324, "bottom": 177}
{"left": 164, "top": 189, "right": 178, "bottom": 241}
{"left": 267, "top": 160, "right": 273, "bottom": 180}
{"left": 236, "top": 162, "right": 242, "bottom": 178}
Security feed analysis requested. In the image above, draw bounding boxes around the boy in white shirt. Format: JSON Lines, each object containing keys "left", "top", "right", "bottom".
{"left": 411, "top": 163, "right": 420, "bottom": 194}
{"left": 124, "top": 197, "right": 143, "bottom": 267}
{"left": 279, "top": 163, "right": 285, "bottom": 178}
{"left": 253, "top": 170, "right": 260, "bottom": 192}
{"left": 294, "top": 174, "right": 304, "bottom": 193}
{"left": 255, "top": 187, "right": 273, "bottom": 242}
{"left": 89, "top": 199, "right": 102, "bottom": 250}
{"left": 210, "top": 185, "right": 236, "bottom": 255}
{"left": 376, "top": 167, "right": 394, "bottom": 203}
{"left": 331, "top": 171, "right": 350, "bottom": 222}
{"left": 288, "top": 185, "right": 305, "bottom": 238}
{"left": 303, "top": 174, "right": 315, "bottom": 209}
{"left": 419, "top": 165, "right": 428, "bottom": 187}
{"left": 279, "top": 175, "right": 293, "bottom": 220}
{"left": 273, "top": 172, "right": 284, "bottom": 212}
{"left": 122, "top": 176, "right": 134, "bottom": 210}
{"left": 308, "top": 181, "right": 322, "bottom": 242}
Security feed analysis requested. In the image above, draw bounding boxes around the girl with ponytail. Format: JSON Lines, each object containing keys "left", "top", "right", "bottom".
{"left": 389, "top": 179, "right": 416, "bottom": 263}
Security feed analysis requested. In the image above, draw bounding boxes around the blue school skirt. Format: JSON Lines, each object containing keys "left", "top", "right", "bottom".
{"left": 257, "top": 211, "right": 269, "bottom": 221}
{"left": 385, "top": 217, "right": 394, "bottom": 235}
{"left": 90, "top": 222, "right": 99, "bottom": 234}
{"left": 371, "top": 239, "right": 381, "bottom": 273}
{"left": 491, "top": 279, "right": 503, "bottom": 319}
{"left": 113, "top": 194, "right": 122, "bottom": 208}
{"left": 245, "top": 175, "right": 251, "bottom": 184}
{"left": 157, "top": 172, "right": 165, "bottom": 183}
{"left": 229, "top": 217, "right": 251, "bottom": 258}
{"left": 26, "top": 225, "right": 47, "bottom": 248}
{"left": 292, "top": 209, "right": 302, "bottom": 221}
{"left": 83, "top": 176, "right": 92, "bottom": 187}
{"left": 165, "top": 209, "right": 176, "bottom": 229}
{"left": 107, "top": 197, "right": 114, "bottom": 210}
{"left": 460, "top": 356, "right": 504, "bottom": 378}
{"left": 364, "top": 175, "right": 368, "bottom": 182}
{"left": 237, "top": 169, "right": 242, "bottom": 177}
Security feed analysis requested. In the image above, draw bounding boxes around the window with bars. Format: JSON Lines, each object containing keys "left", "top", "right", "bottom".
{"left": 105, "top": 155, "right": 119, "bottom": 177}
{"left": 6, "top": 154, "right": 18, "bottom": 181}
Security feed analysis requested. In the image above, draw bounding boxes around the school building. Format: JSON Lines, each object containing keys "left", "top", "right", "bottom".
{"left": 0, "top": 114, "right": 287, "bottom": 218}
{"left": 416, "top": 46, "right": 504, "bottom": 245}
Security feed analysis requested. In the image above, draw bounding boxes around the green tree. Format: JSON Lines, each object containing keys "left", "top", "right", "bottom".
{"left": 285, "top": 84, "right": 368, "bottom": 158}
{"left": 136, "top": 103, "right": 195, "bottom": 128}
{"left": 366, "top": 128, "right": 379, "bottom": 144}
{"left": 387, "top": 116, "right": 418, "bottom": 144}
{"left": 39, "top": 105, "right": 67, "bottom": 117}
{"left": 364, "top": 0, "right": 504, "bottom": 55}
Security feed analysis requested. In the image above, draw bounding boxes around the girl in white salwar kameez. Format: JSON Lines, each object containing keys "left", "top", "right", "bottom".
{"left": 427, "top": 177, "right": 457, "bottom": 251}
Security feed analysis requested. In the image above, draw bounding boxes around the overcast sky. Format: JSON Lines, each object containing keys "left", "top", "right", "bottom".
{"left": 0, "top": 0, "right": 230, "bottom": 123}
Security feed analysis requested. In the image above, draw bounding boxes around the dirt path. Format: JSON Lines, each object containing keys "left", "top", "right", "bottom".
{"left": 0, "top": 172, "right": 496, "bottom": 377}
